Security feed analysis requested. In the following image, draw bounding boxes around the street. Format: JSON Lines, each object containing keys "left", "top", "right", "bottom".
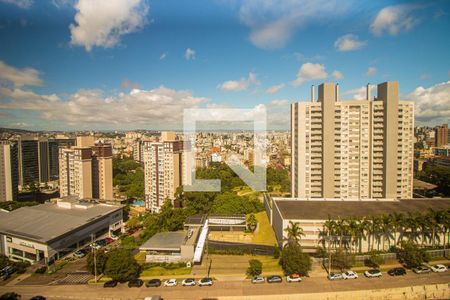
{"left": 1, "top": 270, "right": 449, "bottom": 300}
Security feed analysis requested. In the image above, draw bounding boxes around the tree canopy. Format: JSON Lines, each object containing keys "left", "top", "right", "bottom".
{"left": 104, "top": 249, "right": 141, "bottom": 281}
{"left": 279, "top": 243, "right": 311, "bottom": 276}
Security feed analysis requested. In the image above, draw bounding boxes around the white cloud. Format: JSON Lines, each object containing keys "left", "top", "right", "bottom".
{"left": 270, "top": 99, "right": 289, "bottom": 106}
{"left": 343, "top": 85, "right": 375, "bottom": 100}
{"left": 159, "top": 52, "right": 167, "bottom": 60}
{"left": 332, "top": 70, "right": 343, "bottom": 80}
{"left": 0, "top": 61, "right": 43, "bottom": 87}
{"left": 69, "top": 0, "right": 149, "bottom": 51}
{"left": 0, "top": 0, "right": 32, "bottom": 9}
{"left": 334, "top": 34, "right": 366, "bottom": 51}
{"left": 239, "top": 0, "right": 350, "bottom": 49}
{"left": 366, "top": 67, "right": 377, "bottom": 77}
{"left": 409, "top": 81, "right": 450, "bottom": 124}
{"left": 185, "top": 48, "right": 196, "bottom": 60}
{"left": 292, "top": 63, "right": 327, "bottom": 86}
{"left": 370, "top": 4, "right": 419, "bottom": 36}
{"left": 0, "top": 86, "right": 209, "bottom": 129}
{"left": 265, "top": 83, "right": 285, "bottom": 95}
{"left": 217, "top": 72, "right": 259, "bottom": 92}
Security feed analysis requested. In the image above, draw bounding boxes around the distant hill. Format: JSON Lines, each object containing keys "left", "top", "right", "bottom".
{"left": 0, "top": 127, "right": 34, "bottom": 133}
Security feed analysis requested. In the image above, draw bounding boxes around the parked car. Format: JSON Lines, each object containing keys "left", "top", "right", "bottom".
{"left": 431, "top": 264, "right": 447, "bottom": 273}
{"left": 110, "top": 234, "right": 119, "bottom": 240}
{"left": 90, "top": 242, "right": 101, "bottom": 250}
{"left": 1, "top": 265, "right": 17, "bottom": 280}
{"left": 103, "top": 280, "right": 118, "bottom": 288}
{"left": 198, "top": 277, "right": 213, "bottom": 286}
{"left": 286, "top": 274, "right": 302, "bottom": 283}
{"left": 182, "top": 278, "right": 196, "bottom": 286}
{"left": 128, "top": 279, "right": 144, "bottom": 288}
{"left": 164, "top": 279, "right": 177, "bottom": 287}
{"left": 30, "top": 297, "right": 46, "bottom": 300}
{"left": 96, "top": 239, "right": 108, "bottom": 247}
{"left": 388, "top": 267, "right": 406, "bottom": 276}
{"left": 328, "top": 272, "right": 344, "bottom": 281}
{"left": 104, "top": 237, "right": 114, "bottom": 244}
{"left": 251, "top": 276, "right": 265, "bottom": 284}
{"left": 146, "top": 279, "right": 162, "bottom": 287}
{"left": 364, "top": 269, "right": 382, "bottom": 278}
{"left": 73, "top": 250, "right": 86, "bottom": 258}
{"left": 412, "top": 265, "right": 431, "bottom": 274}
{"left": 342, "top": 270, "right": 358, "bottom": 279}
{"left": 267, "top": 275, "right": 282, "bottom": 283}
{"left": 144, "top": 296, "right": 161, "bottom": 300}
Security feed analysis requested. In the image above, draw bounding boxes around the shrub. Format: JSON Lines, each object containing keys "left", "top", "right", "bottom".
{"left": 13, "top": 261, "right": 30, "bottom": 274}
{"left": 246, "top": 259, "right": 262, "bottom": 276}
{"left": 35, "top": 266, "right": 47, "bottom": 274}
{"left": 279, "top": 243, "right": 311, "bottom": 276}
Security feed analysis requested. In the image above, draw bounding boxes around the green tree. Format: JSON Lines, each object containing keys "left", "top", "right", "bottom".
{"left": 366, "top": 252, "right": 385, "bottom": 268}
{"left": 398, "top": 240, "right": 431, "bottom": 268}
{"left": 247, "top": 214, "right": 258, "bottom": 232}
{"left": 246, "top": 259, "right": 262, "bottom": 276}
{"left": 86, "top": 250, "right": 109, "bottom": 275}
{"left": 279, "top": 243, "right": 311, "bottom": 276}
{"left": 284, "top": 221, "right": 305, "bottom": 244}
{"left": 126, "top": 217, "right": 141, "bottom": 230}
{"left": 332, "top": 249, "right": 355, "bottom": 271}
{"left": 104, "top": 249, "right": 141, "bottom": 281}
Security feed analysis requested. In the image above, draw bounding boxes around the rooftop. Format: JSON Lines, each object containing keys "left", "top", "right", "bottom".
{"left": 273, "top": 198, "right": 450, "bottom": 220}
{"left": 140, "top": 232, "right": 186, "bottom": 251}
{"left": 0, "top": 199, "right": 122, "bottom": 244}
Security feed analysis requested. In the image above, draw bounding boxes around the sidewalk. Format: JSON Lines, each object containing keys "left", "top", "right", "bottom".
{"left": 4, "top": 273, "right": 32, "bottom": 286}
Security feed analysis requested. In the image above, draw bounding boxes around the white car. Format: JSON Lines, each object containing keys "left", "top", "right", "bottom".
{"left": 181, "top": 278, "right": 196, "bottom": 286}
{"left": 90, "top": 242, "right": 101, "bottom": 250}
{"left": 163, "top": 279, "right": 177, "bottom": 287}
{"left": 342, "top": 271, "right": 358, "bottom": 279}
{"left": 431, "top": 264, "right": 447, "bottom": 273}
{"left": 364, "top": 269, "right": 382, "bottom": 278}
{"left": 73, "top": 250, "right": 86, "bottom": 258}
{"left": 251, "top": 276, "right": 265, "bottom": 284}
{"left": 198, "top": 277, "right": 213, "bottom": 286}
{"left": 328, "top": 272, "right": 343, "bottom": 281}
{"left": 286, "top": 274, "right": 302, "bottom": 282}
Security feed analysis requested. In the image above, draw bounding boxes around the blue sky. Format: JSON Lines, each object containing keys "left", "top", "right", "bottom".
{"left": 0, "top": 0, "right": 449, "bottom": 130}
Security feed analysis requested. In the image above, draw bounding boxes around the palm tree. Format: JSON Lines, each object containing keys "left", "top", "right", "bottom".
{"left": 392, "top": 212, "right": 405, "bottom": 247}
{"left": 284, "top": 221, "right": 305, "bottom": 244}
{"left": 346, "top": 218, "right": 359, "bottom": 254}
{"left": 380, "top": 214, "right": 393, "bottom": 250}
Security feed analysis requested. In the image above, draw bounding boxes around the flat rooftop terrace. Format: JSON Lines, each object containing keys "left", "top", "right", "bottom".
{"left": 273, "top": 198, "right": 450, "bottom": 220}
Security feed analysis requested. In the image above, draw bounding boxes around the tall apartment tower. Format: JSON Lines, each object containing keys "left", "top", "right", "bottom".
{"left": 0, "top": 141, "right": 18, "bottom": 202}
{"left": 434, "top": 124, "right": 449, "bottom": 147}
{"left": 59, "top": 137, "right": 113, "bottom": 200}
{"left": 143, "top": 132, "right": 183, "bottom": 212}
{"left": 291, "top": 81, "right": 414, "bottom": 200}
{"left": 17, "top": 137, "right": 39, "bottom": 189}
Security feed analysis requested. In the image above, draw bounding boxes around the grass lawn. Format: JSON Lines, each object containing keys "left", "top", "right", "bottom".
{"left": 250, "top": 211, "right": 277, "bottom": 246}
{"left": 140, "top": 267, "right": 192, "bottom": 277}
{"left": 196, "top": 254, "right": 282, "bottom": 276}
{"left": 134, "top": 251, "right": 146, "bottom": 264}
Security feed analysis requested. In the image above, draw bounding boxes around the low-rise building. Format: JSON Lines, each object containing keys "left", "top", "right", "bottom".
{"left": 0, "top": 196, "right": 123, "bottom": 265}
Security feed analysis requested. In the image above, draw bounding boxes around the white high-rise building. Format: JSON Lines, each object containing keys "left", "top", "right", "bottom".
{"left": 291, "top": 82, "right": 414, "bottom": 200}
{"left": 0, "top": 141, "right": 18, "bottom": 202}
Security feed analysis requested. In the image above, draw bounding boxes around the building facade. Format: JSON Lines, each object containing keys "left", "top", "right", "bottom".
{"left": 434, "top": 124, "right": 449, "bottom": 147}
{"left": 59, "top": 138, "right": 113, "bottom": 201}
{"left": 17, "top": 137, "right": 39, "bottom": 189}
{"left": 291, "top": 82, "right": 414, "bottom": 200}
{"left": 143, "top": 132, "right": 183, "bottom": 212}
{"left": 0, "top": 141, "right": 18, "bottom": 202}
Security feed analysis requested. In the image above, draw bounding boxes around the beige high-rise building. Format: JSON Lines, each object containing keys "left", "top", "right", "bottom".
{"left": 291, "top": 81, "right": 414, "bottom": 200}
{"left": 59, "top": 137, "right": 113, "bottom": 200}
{"left": 0, "top": 141, "right": 18, "bottom": 202}
{"left": 143, "top": 132, "right": 183, "bottom": 212}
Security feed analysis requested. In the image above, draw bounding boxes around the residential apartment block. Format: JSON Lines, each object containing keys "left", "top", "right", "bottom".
{"left": 0, "top": 141, "right": 18, "bottom": 202}
{"left": 143, "top": 132, "right": 184, "bottom": 213}
{"left": 59, "top": 136, "right": 113, "bottom": 200}
{"left": 291, "top": 81, "right": 414, "bottom": 200}
{"left": 434, "top": 124, "right": 449, "bottom": 147}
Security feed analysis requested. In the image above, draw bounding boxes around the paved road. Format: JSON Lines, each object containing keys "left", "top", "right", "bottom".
{"left": 1, "top": 271, "right": 449, "bottom": 300}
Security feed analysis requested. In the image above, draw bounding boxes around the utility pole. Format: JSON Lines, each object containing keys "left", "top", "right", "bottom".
{"left": 91, "top": 234, "right": 97, "bottom": 283}
{"left": 328, "top": 235, "right": 332, "bottom": 275}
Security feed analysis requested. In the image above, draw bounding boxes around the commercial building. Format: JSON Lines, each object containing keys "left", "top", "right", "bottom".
{"left": 143, "top": 132, "right": 184, "bottom": 212}
{"left": 434, "top": 124, "right": 449, "bottom": 147}
{"left": 17, "top": 137, "right": 39, "bottom": 189}
{"left": 0, "top": 141, "right": 18, "bottom": 202}
{"left": 139, "top": 230, "right": 199, "bottom": 263}
{"left": 0, "top": 196, "right": 123, "bottom": 265}
{"left": 264, "top": 195, "right": 450, "bottom": 252}
{"left": 291, "top": 81, "right": 414, "bottom": 200}
{"left": 59, "top": 136, "right": 113, "bottom": 200}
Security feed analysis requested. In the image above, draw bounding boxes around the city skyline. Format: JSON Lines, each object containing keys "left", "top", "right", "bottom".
{"left": 0, "top": 0, "right": 449, "bottom": 131}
